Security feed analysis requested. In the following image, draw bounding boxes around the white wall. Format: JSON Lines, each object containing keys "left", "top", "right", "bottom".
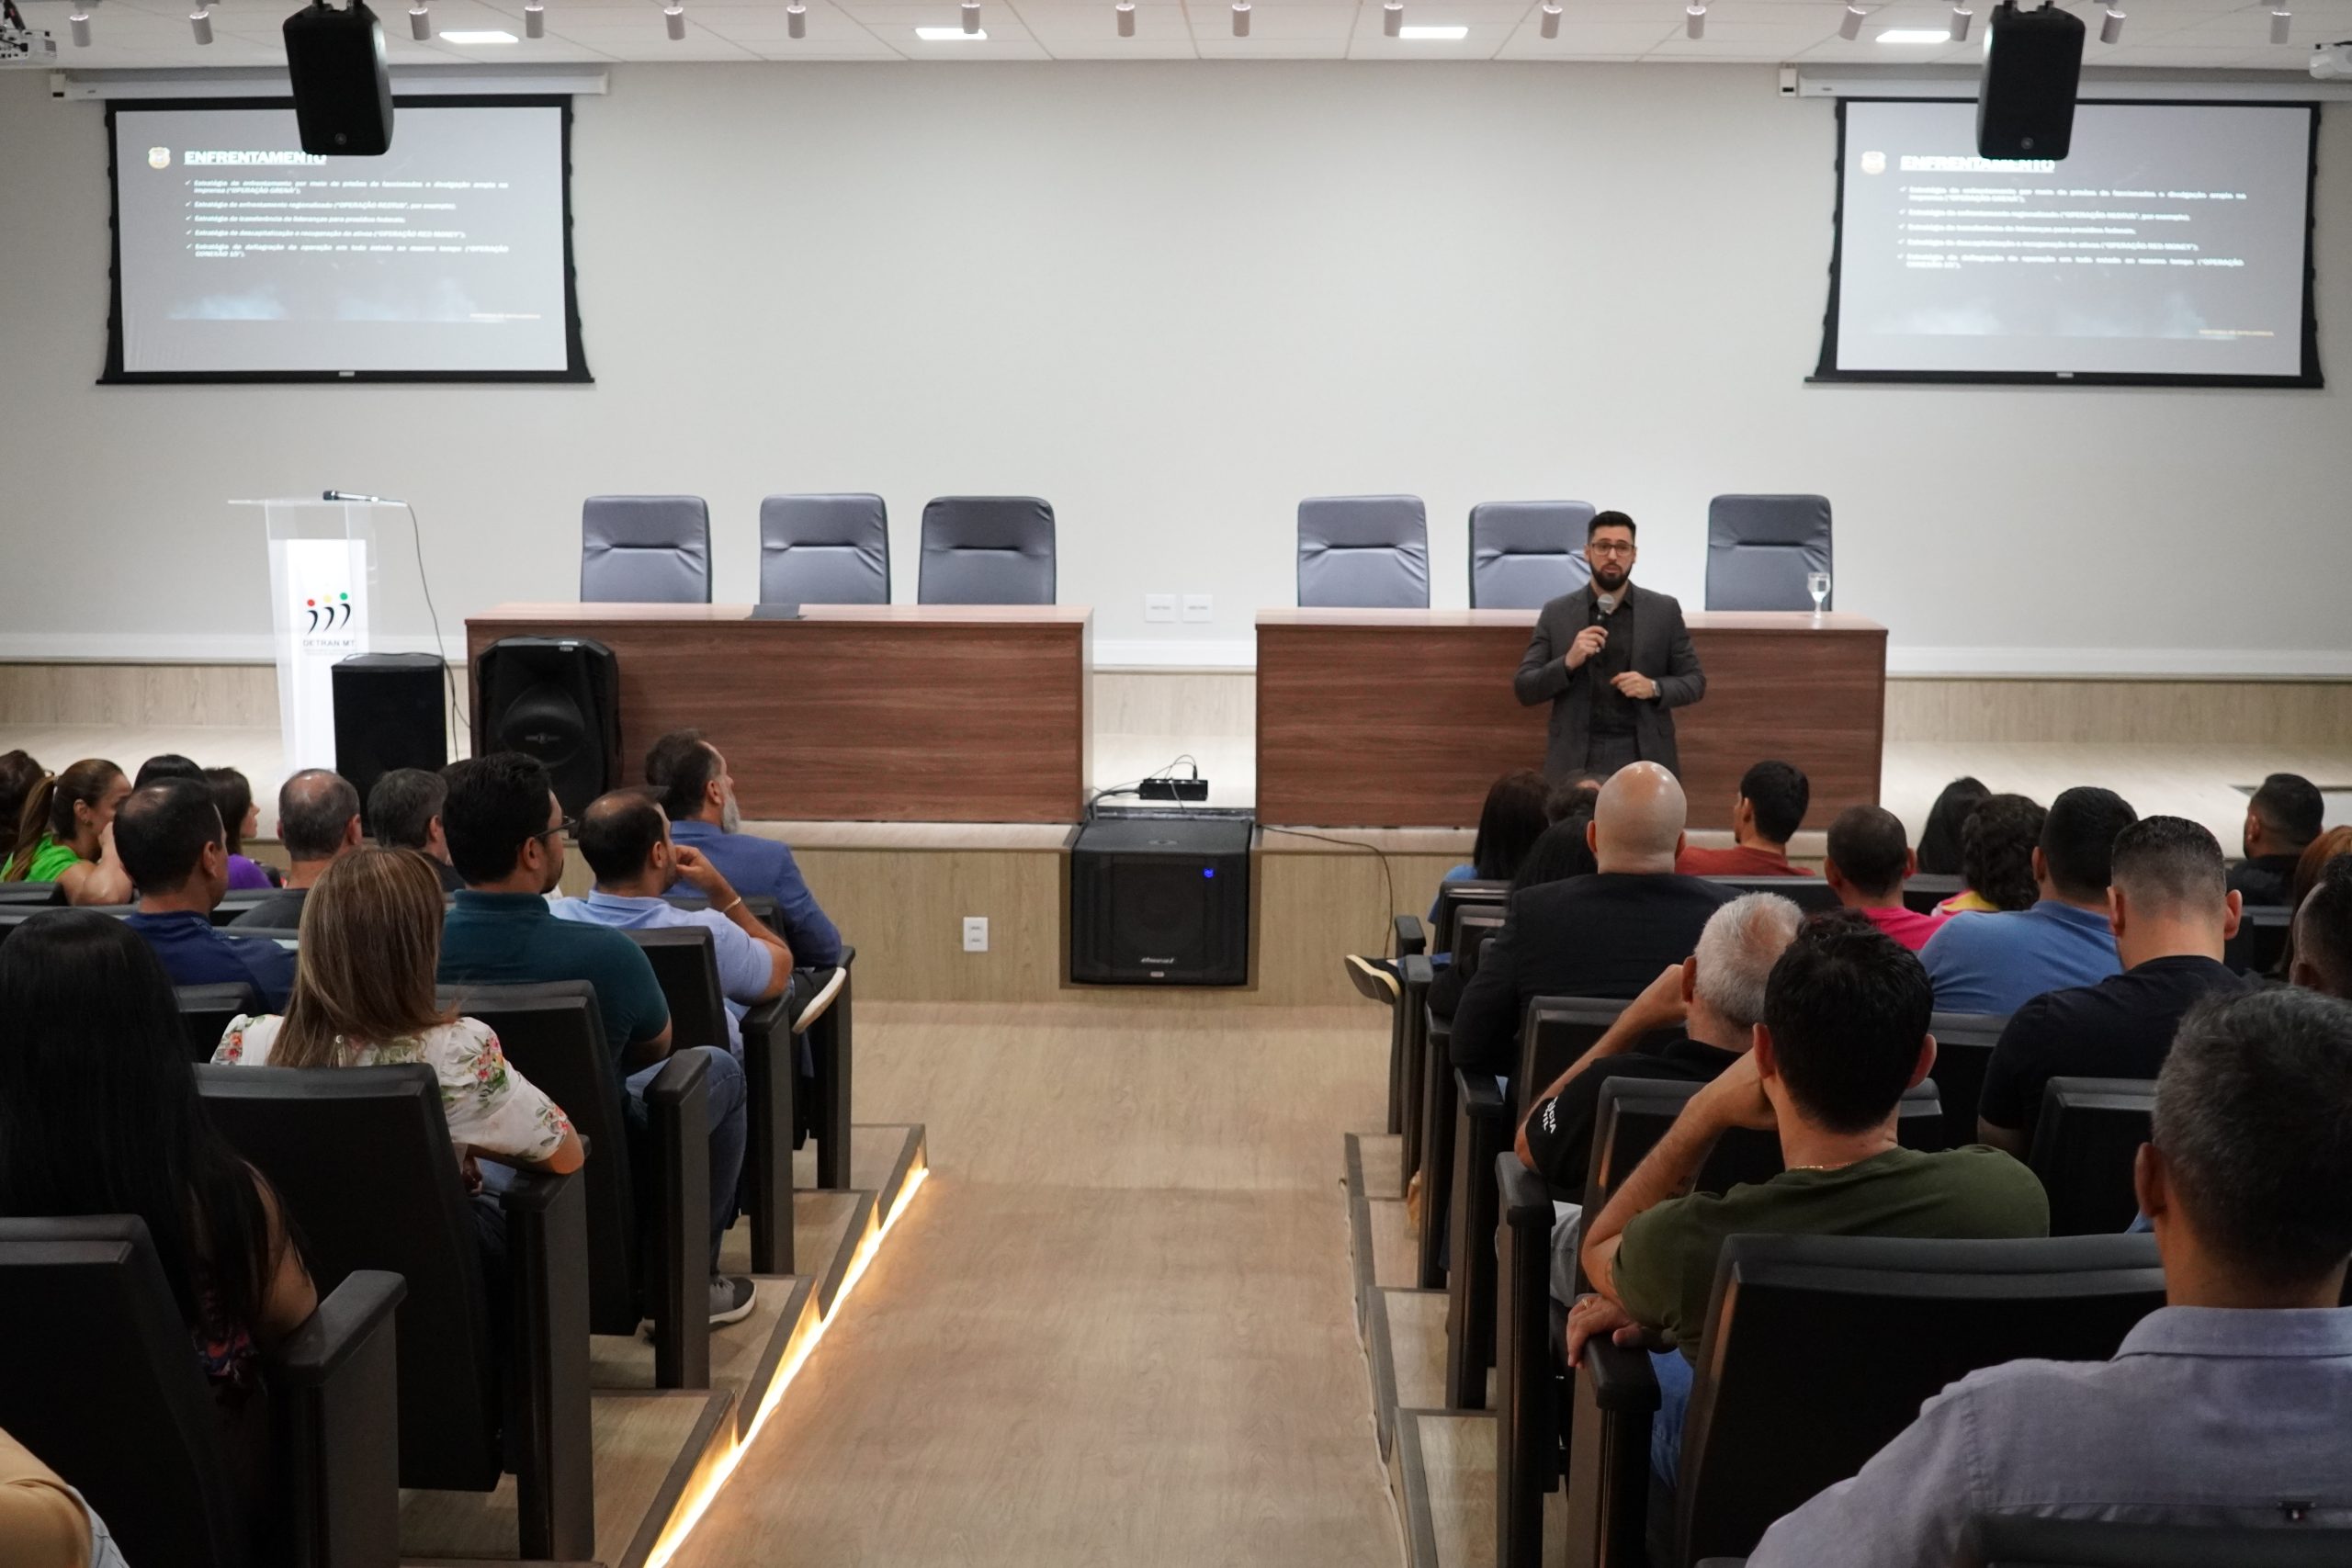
{"left": 1, "top": 62, "right": 2346, "bottom": 673}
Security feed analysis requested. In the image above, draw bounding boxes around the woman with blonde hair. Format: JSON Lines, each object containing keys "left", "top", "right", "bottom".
{"left": 213, "top": 847, "right": 582, "bottom": 1184}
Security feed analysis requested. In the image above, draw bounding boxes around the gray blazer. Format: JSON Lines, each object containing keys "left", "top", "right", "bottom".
{"left": 1512, "top": 581, "right": 1706, "bottom": 779}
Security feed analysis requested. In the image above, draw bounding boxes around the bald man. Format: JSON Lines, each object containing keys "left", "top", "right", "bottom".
{"left": 228, "top": 767, "right": 363, "bottom": 930}
{"left": 1450, "top": 763, "right": 1740, "bottom": 1077}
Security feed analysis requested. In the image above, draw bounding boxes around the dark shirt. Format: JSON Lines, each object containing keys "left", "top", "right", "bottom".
{"left": 1588, "top": 593, "right": 1638, "bottom": 737}
{"left": 1978, "top": 954, "right": 2256, "bottom": 1134}
{"left": 426, "top": 856, "right": 467, "bottom": 895}
{"left": 667, "top": 819, "right": 843, "bottom": 968}
{"left": 2225, "top": 853, "right": 2301, "bottom": 910}
{"left": 435, "top": 890, "right": 671, "bottom": 1091}
{"left": 227, "top": 887, "right": 307, "bottom": 931}
{"left": 1521, "top": 1031, "right": 1741, "bottom": 1198}
{"left": 122, "top": 910, "right": 297, "bottom": 1010}
{"left": 1449, "top": 872, "right": 1738, "bottom": 1075}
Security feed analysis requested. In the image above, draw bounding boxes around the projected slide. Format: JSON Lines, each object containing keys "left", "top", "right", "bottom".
{"left": 108, "top": 101, "right": 582, "bottom": 379}
{"left": 1821, "top": 99, "right": 2317, "bottom": 383}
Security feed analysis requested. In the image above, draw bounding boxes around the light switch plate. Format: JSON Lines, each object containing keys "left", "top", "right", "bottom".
{"left": 1145, "top": 593, "right": 1178, "bottom": 623}
{"left": 1181, "top": 593, "right": 1213, "bottom": 623}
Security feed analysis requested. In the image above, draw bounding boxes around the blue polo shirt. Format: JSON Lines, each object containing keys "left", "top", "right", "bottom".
{"left": 436, "top": 890, "right": 670, "bottom": 1086}
{"left": 122, "top": 910, "right": 297, "bottom": 1010}
{"left": 549, "top": 889, "right": 776, "bottom": 1052}
{"left": 667, "top": 819, "right": 843, "bottom": 967}
{"left": 1919, "top": 899, "right": 2121, "bottom": 1017}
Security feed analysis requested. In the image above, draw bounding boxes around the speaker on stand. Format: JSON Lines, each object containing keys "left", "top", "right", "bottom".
{"left": 471, "top": 637, "right": 622, "bottom": 818}
{"left": 333, "top": 652, "right": 447, "bottom": 834}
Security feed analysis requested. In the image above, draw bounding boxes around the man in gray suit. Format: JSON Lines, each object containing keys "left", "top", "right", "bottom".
{"left": 1513, "top": 511, "right": 1705, "bottom": 780}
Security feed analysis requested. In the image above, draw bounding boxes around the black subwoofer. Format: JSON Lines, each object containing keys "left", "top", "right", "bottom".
{"left": 471, "top": 637, "right": 621, "bottom": 818}
{"left": 1069, "top": 809, "right": 1251, "bottom": 987}
{"left": 333, "top": 652, "right": 447, "bottom": 833}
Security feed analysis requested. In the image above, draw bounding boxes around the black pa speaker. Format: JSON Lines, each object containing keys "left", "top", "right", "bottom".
{"left": 1977, "top": 1, "right": 2085, "bottom": 160}
{"left": 284, "top": 0, "right": 395, "bottom": 158}
{"left": 332, "top": 653, "right": 447, "bottom": 832}
{"left": 472, "top": 637, "right": 621, "bottom": 818}
{"left": 1069, "top": 809, "right": 1251, "bottom": 987}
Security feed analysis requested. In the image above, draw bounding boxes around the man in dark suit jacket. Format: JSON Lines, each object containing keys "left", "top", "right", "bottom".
{"left": 1451, "top": 761, "right": 1737, "bottom": 1076}
{"left": 1513, "top": 511, "right": 1705, "bottom": 780}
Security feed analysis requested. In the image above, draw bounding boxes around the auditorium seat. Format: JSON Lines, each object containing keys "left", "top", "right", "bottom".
{"left": 0, "top": 880, "right": 62, "bottom": 906}
{"left": 1926, "top": 1009, "right": 2007, "bottom": 1155}
{"left": 626, "top": 925, "right": 797, "bottom": 1273}
{"left": 1418, "top": 906, "right": 1505, "bottom": 1290}
{"left": 1971, "top": 1516, "right": 2352, "bottom": 1567}
{"left": 1698, "top": 874, "right": 1840, "bottom": 914}
{"left": 440, "top": 980, "right": 713, "bottom": 1389}
{"left": 1296, "top": 494, "right": 1430, "bottom": 609}
{"left": 1901, "top": 872, "right": 1962, "bottom": 913}
{"left": 2030, "top": 1076, "right": 2155, "bottom": 1236}
{"left": 580, "top": 495, "right": 714, "bottom": 604}
{"left": 1704, "top": 494, "right": 1833, "bottom": 613}
{"left": 919, "top": 496, "right": 1057, "bottom": 604}
{"left": 2224, "top": 903, "right": 2293, "bottom": 976}
{"left": 759, "top": 492, "right": 891, "bottom": 605}
{"left": 792, "top": 951, "right": 859, "bottom": 1189}
{"left": 1566, "top": 1232, "right": 2164, "bottom": 1568}
{"left": 0, "top": 1214, "right": 404, "bottom": 1568}
{"left": 209, "top": 888, "right": 275, "bottom": 926}
{"left": 196, "top": 1062, "right": 595, "bottom": 1561}
{"left": 1341, "top": 914, "right": 1428, "bottom": 1137}
{"left": 175, "top": 981, "right": 260, "bottom": 1062}
{"left": 1469, "top": 501, "right": 1595, "bottom": 609}
{"left": 1515, "top": 996, "right": 1634, "bottom": 1123}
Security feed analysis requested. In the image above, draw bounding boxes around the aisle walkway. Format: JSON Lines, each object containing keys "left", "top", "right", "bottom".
{"left": 673, "top": 999, "right": 1401, "bottom": 1568}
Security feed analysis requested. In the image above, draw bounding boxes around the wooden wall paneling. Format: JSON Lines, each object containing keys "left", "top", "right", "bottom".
{"left": 1886, "top": 678, "right": 2352, "bottom": 747}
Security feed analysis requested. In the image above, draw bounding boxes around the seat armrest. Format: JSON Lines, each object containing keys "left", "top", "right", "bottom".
{"left": 497, "top": 1168, "right": 594, "bottom": 1561}
{"left": 276, "top": 1269, "right": 404, "bottom": 1388}
{"left": 1394, "top": 914, "right": 1427, "bottom": 959}
{"left": 273, "top": 1270, "right": 406, "bottom": 1568}
{"left": 641, "top": 1046, "right": 709, "bottom": 1107}
{"left": 640, "top": 1053, "right": 712, "bottom": 1391}
{"left": 1583, "top": 1333, "right": 1662, "bottom": 1413}
{"left": 1498, "top": 1152, "right": 1552, "bottom": 1219}
{"left": 1400, "top": 953, "right": 1434, "bottom": 989}
{"left": 740, "top": 993, "right": 798, "bottom": 1273}
{"left": 1565, "top": 1327, "right": 1660, "bottom": 1568}
{"left": 1460, "top": 1069, "right": 1509, "bottom": 1123}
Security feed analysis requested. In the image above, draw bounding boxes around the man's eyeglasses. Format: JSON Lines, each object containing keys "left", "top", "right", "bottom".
{"left": 537, "top": 818, "right": 578, "bottom": 842}
{"left": 1586, "top": 541, "right": 1636, "bottom": 558}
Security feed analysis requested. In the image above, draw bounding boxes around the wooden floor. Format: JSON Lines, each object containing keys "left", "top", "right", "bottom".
{"left": 666, "top": 999, "right": 1404, "bottom": 1568}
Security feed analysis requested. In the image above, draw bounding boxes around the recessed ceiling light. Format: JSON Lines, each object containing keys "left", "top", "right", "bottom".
{"left": 1875, "top": 27, "right": 1948, "bottom": 41}
{"left": 442, "top": 28, "right": 518, "bottom": 40}
{"left": 1396, "top": 23, "right": 1466, "bottom": 37}
{"left": 914, "top": 24, "right": 986, "bottom": 36}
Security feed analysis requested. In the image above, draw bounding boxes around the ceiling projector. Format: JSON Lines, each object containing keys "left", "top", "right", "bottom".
{"left": 2313, "top": 40, "right": 2352, "bottom": 78}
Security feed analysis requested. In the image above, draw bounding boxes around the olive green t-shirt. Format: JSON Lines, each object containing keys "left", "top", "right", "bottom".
{"left": 1, "top": 835, "right": 82, "bottom": 884}
{"left": 1611, "top": 1145, "right": 2050, "bottom": 1367}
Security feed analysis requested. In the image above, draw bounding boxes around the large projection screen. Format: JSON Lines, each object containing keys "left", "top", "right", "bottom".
{"left": 104, "top": 96, "right": 590, "bottom": 383}
{"left": 1815, "top": 98, "right": 2321, "bottom": 387}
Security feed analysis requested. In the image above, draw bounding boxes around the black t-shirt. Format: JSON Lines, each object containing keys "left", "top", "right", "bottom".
{"left": 1521, "top": 1031, "right": 1742, "bottom": 1199}
{"left": 2226, "top": 854, "right": 2301, "bottom": 910}
{"left": 1589, "top": 593, "right": 1638, "bottom": 737}
{"left": 1978, "top": 955, "right": 2256, "bottom": 1133}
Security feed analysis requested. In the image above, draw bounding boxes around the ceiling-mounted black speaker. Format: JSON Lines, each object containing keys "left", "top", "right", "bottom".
{"left": 473, "top": 637, "right": 621, "bottom": 818}
{"left": 284, "top": 0, "right": 395, "bottom": 157}
{"left": 1977, "top": 0, "right": 2085, "bottom": 160}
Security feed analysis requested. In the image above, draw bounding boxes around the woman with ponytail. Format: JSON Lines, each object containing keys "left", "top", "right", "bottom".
{"left": 0, "top": 760, "right": 132, "bottom": 905}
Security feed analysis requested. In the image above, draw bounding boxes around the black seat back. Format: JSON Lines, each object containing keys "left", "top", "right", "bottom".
{"left": 209, "top": 890, "right": 277, "bottom": 927}
{"left": 666, "top": 890, "right": 781, "bottom": 935}
{"left": 439, "top": 980, "right": 642, "bottom": 1332}
{"left": 177, "top": 982, "right": 261, "bottom": 1063}
{"left": 2224, "top": 903, "right": 2293, "bottom": 976}
{"left": 1679, "top": 1233, "right": 2165, "bottom": 1565}
{"left": 628, "top": 926, "right": 731, "bottom": 1052}
{"left": 1698, "top": 875, "right": 1840, "bottom": 914}
{"left": 2030, "top": 1076, "right": 2156, "bottom": 1236}
{"left": 1974, "top": 1515, "right": 2352, "bottom": 1567}
{"left": 197, "top": 1062, "right": 503, "bottom": 1493}
{"left": 1516, "top": 995, "right": 1632, "bottom": 1126}
{"left": 1928, "top": 1010, "right": 2008, "bottom": 1153}
{"left": 1432, "top": 878, "right": 1509, "bottom": 957}
{"left": 0, "top": 879, "right": 63, "bottom": 905}
{"left": 0, "top": 1215, "right": 250, "bottom": 1568}
{"left": 1901, "top": 873, "right": 1962, "bottom": 914}
{"left": 1453, "top": 908, "right": 1506, "bottom": 984}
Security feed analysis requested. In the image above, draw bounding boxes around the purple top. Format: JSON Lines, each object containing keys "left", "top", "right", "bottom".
{"left": 226, "top": 854, "right": 274, "bottom": 891}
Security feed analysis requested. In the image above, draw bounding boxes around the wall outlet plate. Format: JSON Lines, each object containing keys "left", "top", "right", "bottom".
{"left": 1181, "top": 593, "right": 1214, "bottom": 623}
{"left": 1145, "top": 593, "right": 1178, "bottom": 623}
{"left": 961, "top": 915, "right": 989, "bottom": 953}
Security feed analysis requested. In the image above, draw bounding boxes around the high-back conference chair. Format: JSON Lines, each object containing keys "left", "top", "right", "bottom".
{"left": 1469, "top": 501, "right": 1595, "bottom": 609}
{"left": 759, "top": 493, "right": 891, "bottom": 605}
{"left": 1704, "top": 493, "right": 1833, "bottom": 612}
{"left": 581, "top": 494, "right": 713, "bottom": 604}
{"left": 919, "top": 496, "right": 1057, "bottom": 604}
{"left": 1297, "top": 494, "right": 1430, "bottom": 609}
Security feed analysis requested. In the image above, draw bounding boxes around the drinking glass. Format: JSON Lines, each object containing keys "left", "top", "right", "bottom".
{"left": 1806, "top": 571, "right": 1831, "bottom": 615}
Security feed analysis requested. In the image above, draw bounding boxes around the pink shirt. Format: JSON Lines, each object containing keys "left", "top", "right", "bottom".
{"left": 1859, "top": 903, "right": 1951, "bottom": 953}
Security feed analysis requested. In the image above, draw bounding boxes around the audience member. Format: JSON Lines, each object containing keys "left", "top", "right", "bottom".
{"left": 227, "top": 771, "right": 362, "bottom": 930}
{"left": 1919, "top": 786, "right": 2135, "bottom": 1016}
{"left": 1442, "top": 769, "right": 1552, "bottom": 895}
{"left": 1677, "top": 760, "right": 1812, "bottom": 877}
{"left": 1937, "top": 791, "right": 2044, "bottom": 914}
{"left": 1510, "top": 817, "right": 1600, "bottom": 891}
{"left": 0, "top": 751, "right": 43, "bottom": 855}
{"left": 131, "top": 753, "right": 204, "bottom": 789}
{"left": 1448, "top": 763, "right": 1737, "bottom": 1075}
{"left": 2228, "top": 771, "right": 2324, "bottom": 908}
{"left": 1545, "top": 773, "right": 1602, "bottom": 825}
{"left": 1746, "top": 987, "right": 2352, "bottom": 1567}
{"left": 1914, "top": 775, "right": 1990, "bottom": 878}
{"left": 1975, "top": 816, "right": 2253, "bottom": 1156}
{"left": 552, "top": 791, "right": 792, "bottom": 1053}
{"left": 0, "top": 911, "right": 314, "bottom": 1457}
{"left": 2289, "top": 856, "right": 2352, "bottom": 998}
{"left": 1570, "top": 919, "right": 2048, "bottom": 1500}
{"left": 0, "top": 1423, "right": 122, "bottom": 1568}
{"left": 203, "top": 767, "right": 277, "bottom": 891}
{"left": 0, "top": 759, "right": 132, "bottom": 906}
{"left": 1823, "top": 805, "right": 1947, "bottom": 952}
{"left": 113, "top": 780, "right": 298, "bottom": 1009}
{"left": 436, "top": 753, "right": 757, "bottom": 1325}
{"left": 368, "top": 767, "right": 466, "bottom": 893}
{"left": 645, "top": 729, "right": 843, "bottom": 969}
{"left": 2277, "top": 825, "right": 2352, "bottom": 980}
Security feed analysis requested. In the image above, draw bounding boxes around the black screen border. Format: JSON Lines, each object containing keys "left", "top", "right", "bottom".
{"left": 101, "top": 93, "right": 594, "bottom": 385}
{"left": 1810, "top": 96, "right": 2323, "bottom": 389}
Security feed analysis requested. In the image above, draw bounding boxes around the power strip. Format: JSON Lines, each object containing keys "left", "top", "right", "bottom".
{"left": 1138, "top": 776, "right": 1210, "bottom": 802}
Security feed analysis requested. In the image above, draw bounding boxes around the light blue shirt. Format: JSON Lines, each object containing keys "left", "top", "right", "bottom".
{"left": 1919, "top": 899, "right": 2121, "bottom": 1017}
{"left": 548, "top": 889, "right": 777, "bottom": 1052}
{"left": 1747, "top": 1306, "right": 2352, "bottom": 1568}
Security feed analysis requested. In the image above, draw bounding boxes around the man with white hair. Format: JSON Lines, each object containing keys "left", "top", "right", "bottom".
{"left": 1451, "top": 762, "right": 1738, "bottom": 1076}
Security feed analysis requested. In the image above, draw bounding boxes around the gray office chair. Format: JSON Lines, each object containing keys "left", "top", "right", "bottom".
{"left": 1705, "top": 493, "right": 1833, "bottom": 611}
{"left": 758, "top": 493, "right": 890, "bottom": 604}
{"left": 1296, "top": 494, "right": 1430, "bottom": 609}
{"left": 919, "top": 496, "right": 1057, "bottom": 604}
{"left": 1469, "top": 501, "right": 1595, "bottom": 609}
{"left": 580, "top": 495, "right": 712, "bottom": 604}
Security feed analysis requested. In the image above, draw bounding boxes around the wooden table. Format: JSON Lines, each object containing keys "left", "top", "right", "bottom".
{"left": 1255, "top": 609, "right": 1887, "bottom": 829}
{"left": 465, "top": 604, "right": 1091, "bottom": 822}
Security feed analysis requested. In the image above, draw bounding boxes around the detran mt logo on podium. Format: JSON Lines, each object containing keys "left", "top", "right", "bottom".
{"left": 304, "top": 592, "right": 354, "bottom": 633}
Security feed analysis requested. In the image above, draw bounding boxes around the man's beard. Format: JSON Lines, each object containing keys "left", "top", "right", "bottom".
{"left": 719, "top": 789, "right": 741, "bottom": 835}
{"left": 1592, "top": 565, "right": 1628, "bottom": 593}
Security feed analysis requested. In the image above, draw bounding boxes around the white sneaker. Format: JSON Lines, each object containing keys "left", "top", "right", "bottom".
{"left": 709, "top": 1275, "right": 758, "bottom": 1325}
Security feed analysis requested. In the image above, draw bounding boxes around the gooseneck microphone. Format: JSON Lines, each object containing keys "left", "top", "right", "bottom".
{"left": 322, "top": 489, "right": 397, "bottom": 503}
